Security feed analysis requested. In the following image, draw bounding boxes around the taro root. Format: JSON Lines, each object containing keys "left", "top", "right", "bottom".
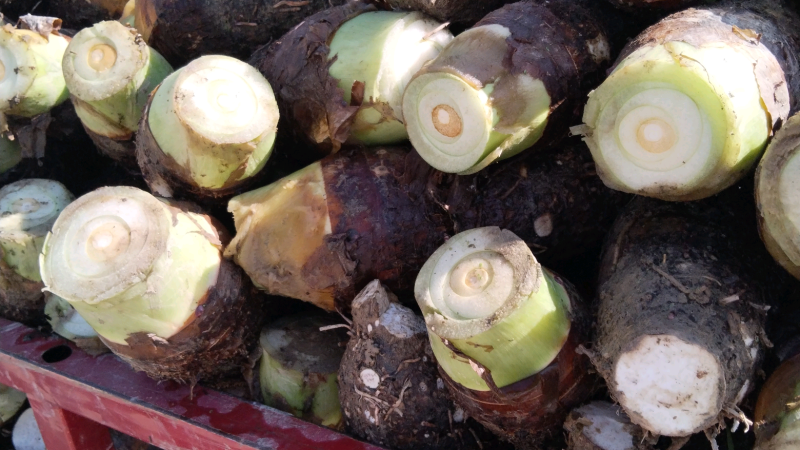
{"left": 226, "top": 143, "right": 627, "bottom": 311}
{"left": 564, "top": 402, "right": 655, "bottom": 450}
{"left": 135, "top": 0, "right": 348, "bottom": 67}
{"left": 756, "top": 112, "right": 800, "bottom": 280}
{"left": 40, "top": 186, "right": 262, "bottom": 383}
{"left": 44, "top": 294, "right": 107, "bottom": 355}
{"left": 592, "top": 195, "right": 776, "bottom": 439}
{"left": 250, "top": 3, "right": 452, "bottom": 161}
{"left": 339, "top": 280, "right": 485, "bottom": 450}
{"left": 0, "top": 179, "right": 73, "bottom": 325}
{"left": 404, "top": 0, "right": 613, "bottom": 174}
{"left": 369, "top": 0, "right": 511, "bottom": 25}
{"left": 0, "top": 17, "right": 69, "bottom": 118}
{"left": 415, "top": 227, "right": 594, "bottom": 448}
{"left": 0, "top": 133, "right": 21, "bottom": 174}
{"left": 225, "top": 147, "right": 450, "bottom": 312}
{"left": 754, "top": 352, "right": 800, "bottom": 450}
{"left": 136, "top": 55, "right": 278, "bottom": 202}
{"left": 259, "top": 313, "right": 347, "bottom": 429}
{"left": 575, "top": 0, "right": 800, "bottom": 201}
{"left": 63, "top": 20, "right": 172, "bottom": 166}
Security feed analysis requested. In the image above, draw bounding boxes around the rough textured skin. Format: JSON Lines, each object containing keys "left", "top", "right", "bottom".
{"left": 136, "top": 0, "right": 348, "bottom": 68}
{"left": 368, "top": 0, "right": 510, "bottom": 25}
{"left": 136, "top": 91, "right": 277, "bottom": 205}
{"left": 103, "top": 205, "right": 265, "bottom": 385}
{"left": 316, "top": 147, "right": 449, "bottom": 310}
{"left": 593, "top": 194, "right": 780, "bottom": 437}
{"left": 616, "top": 0, "right": 800, "bottom": 122}
{"left": 420, "top": 0, "right": 616, "bottom": 153}
{"left": 83, "top": 125, "right": 138, "bottom": 169}
{"left": 439, "top": 275, "right": 595, "bottom": 449}
{"left": 0, "top": 246, "right": 45, "bottom": 326}
{"left": 249, "top": 2, "right": 375, "bottom": 163}
{"left": 435, "top": 138, "right": 631, "bottom": 268}
{"left": 754, "top": 353, "right": 800, "bottom": 449}
{"left": 339, "top": 281, "right": 489, "bottom": 450}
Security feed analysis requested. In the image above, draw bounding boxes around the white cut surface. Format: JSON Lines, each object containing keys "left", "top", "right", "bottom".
{"left": 576, "top": 402, "right": 635, "bottom": 450}
{"left": 12, "top": 409, "right": 45, "bottom": 450}
{"left": 614, "top": 335, "right": 721, "bottom": 436}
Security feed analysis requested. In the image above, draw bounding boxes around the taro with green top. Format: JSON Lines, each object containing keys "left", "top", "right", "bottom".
{"left": 40, "top": 186, "right": 263, "bottom": 383}
{"left": 756, "top": 113, "right": 800, "bottom": 280}
{"left": 415, "top": 226, "right": 594, "bottom": 447}
{"left": 259, "top": 314, "right": 347, "bottom": 429}
{"left": 63, "top": 20, "right": 172, "bottom": 164}
{"left": 404, "top": 0, "right": 613, "bottom": 174}
{"left": 0, "top": 22, "right": 69, "bottom": 118}
{"left": 0, "top": 179, "right": 73, "bottom": 325}
{"left": 327, "top": 11, "right": 452, "bottom": 146}
{"left": 576, "top": 0, "right": 800, "bottom": 201}
{"left": 136, "top": 55, "right": 278, "bottom": 201}
{"left": 250, "top": 3, "right": 451, "bottom": 160}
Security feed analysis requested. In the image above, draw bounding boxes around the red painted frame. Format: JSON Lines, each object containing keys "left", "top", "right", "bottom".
{"left": 0, "top": 318, "right": 383, "bottom": 450}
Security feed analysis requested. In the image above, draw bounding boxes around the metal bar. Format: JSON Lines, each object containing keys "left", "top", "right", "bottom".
{"left": 27, "top": 395, "right": 114, "bottom": 450}
{"left": 0, "top": 318, "right": 382, "bottom": 450}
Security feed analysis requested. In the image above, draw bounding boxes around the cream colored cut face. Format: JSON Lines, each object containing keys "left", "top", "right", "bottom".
{"left": 0, "top": 60, "right": 5, "bottom": 82}
{"left": 87, "top": 44, "right": 117, "bottom": 72}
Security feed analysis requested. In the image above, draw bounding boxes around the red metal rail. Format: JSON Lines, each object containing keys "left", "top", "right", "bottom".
{"left": 0, "top": 317, "right": 382, "bottom": 450}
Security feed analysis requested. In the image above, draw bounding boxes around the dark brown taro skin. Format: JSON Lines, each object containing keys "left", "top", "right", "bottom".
{"left": 593, "top": 193, "right": 784, "bottom": 436}
{"left": 249, "top": 2, "right": 375, "bottom": 163}
{"left": 437, "top": 275, "right": 596, "bottom": 450}
{"left": 135, "top": 0, "right": 348, "bottom": 68}
{"left": 102, "top": 204, "right": 265, "bottom": 385}
{"left": 435, "top": 138, "right": 631, "bottom": 268}
{"left": 0, "top": 247, "right": 47, "bottom": 326}
{"left": 607, "top": 0, "right": 718, "bottom": 14}
{"left": 315, "top": 147, "right": 451, "bottom": 310}
{"left": 339, "top": 281, "right": 492, "bottom": 450}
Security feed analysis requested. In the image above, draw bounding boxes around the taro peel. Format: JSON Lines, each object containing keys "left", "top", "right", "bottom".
{"left": 0, "top": 20, "right": 69, "bottom": 118}
{"left": 259, "top": 314, "right": 347, "bottom": 429}
{"left": 415, "top": 227, "right": 594, "bottom": 448}
{"left": 577, "top": 0, "right": 800, "bottom": 201}
{"left": 0, "top": 179, "right": 72, "bottom": 325}
{"left": 40, "top": 186, "right": 262, "bottom": 383}
{"left": 44, "top": 294, "right": 107, "bottom": 356}
{"left": 403, "top": 0, "right": 613, "bottom": 174}
{"left": 63, "top": 20, "right": 172, "bottom": 165}
{"left": 136, "top": 55, "right": 278, "bottom": 201}
{"left": 564, "top": 402, "right": 655, "bottom": 450}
